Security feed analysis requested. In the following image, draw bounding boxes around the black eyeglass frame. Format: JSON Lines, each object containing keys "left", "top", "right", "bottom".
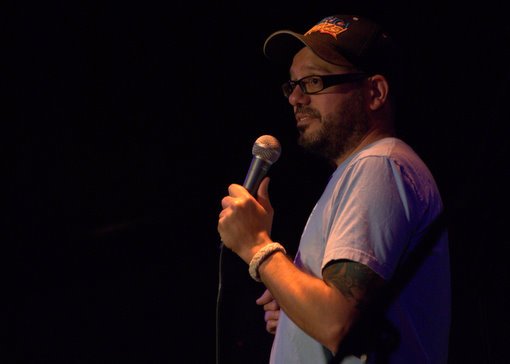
{"left": 282, "top": 72, "right": 369, "bottom": 98}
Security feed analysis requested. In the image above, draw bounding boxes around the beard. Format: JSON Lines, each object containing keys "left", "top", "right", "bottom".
{"left": 297, "top": 90, "right": 370, "bottom": 162}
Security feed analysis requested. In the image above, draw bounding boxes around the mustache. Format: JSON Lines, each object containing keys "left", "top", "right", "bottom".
{"left": 295, "top": 106, "right": 321, "bottom": 118}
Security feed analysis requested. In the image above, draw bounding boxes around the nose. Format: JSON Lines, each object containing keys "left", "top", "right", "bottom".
{"left": 288, "top": 85, "right": 310, "bottom": 107}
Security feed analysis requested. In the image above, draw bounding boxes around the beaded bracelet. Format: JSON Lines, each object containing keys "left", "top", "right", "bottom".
{"left": 248, "top": 242, "right": 286, "bottom": 282}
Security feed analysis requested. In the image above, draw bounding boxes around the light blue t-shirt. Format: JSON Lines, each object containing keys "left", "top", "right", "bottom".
{"left": 269, "top": 137, "right": 451, "bottom": 364}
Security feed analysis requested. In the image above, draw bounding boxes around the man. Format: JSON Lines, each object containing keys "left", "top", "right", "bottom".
{"left": 218, "top": 14, "right": 450, "bottom": 363}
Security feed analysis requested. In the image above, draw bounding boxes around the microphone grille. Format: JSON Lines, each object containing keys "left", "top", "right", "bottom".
{"left": 252, "top": 135, "right": 281, "bottom": 164}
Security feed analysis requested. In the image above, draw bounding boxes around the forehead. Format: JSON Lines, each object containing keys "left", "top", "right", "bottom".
{"left": 290, "top": 47, "right": 353, "bottom": 77}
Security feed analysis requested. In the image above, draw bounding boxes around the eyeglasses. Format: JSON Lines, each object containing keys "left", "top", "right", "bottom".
{"left": 281, "top": 73, "right": 368, "bottom": 98}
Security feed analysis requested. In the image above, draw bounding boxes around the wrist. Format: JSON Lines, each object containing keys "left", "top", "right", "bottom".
{"left": 248, "top": 242, "right": 286, "bottom": 282}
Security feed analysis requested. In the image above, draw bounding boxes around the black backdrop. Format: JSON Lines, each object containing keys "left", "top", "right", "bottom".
{"left": 10, "top": 1, "right": 509, "bottom": 363}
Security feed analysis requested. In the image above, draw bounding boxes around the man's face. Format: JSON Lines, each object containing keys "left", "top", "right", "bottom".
{"left": 287, "top": 47, "right": 370, "bottom": 163}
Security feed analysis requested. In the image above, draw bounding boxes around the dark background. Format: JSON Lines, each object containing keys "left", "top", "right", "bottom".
{"left": 9, "top": 1, "right": 509, "bottom": 363}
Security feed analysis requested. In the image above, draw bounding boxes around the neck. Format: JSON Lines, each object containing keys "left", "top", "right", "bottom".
{"left": 334, "top": 128, "right": 394, "bottom": 167}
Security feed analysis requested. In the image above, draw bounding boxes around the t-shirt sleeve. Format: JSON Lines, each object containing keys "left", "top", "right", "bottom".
{"left": 322, "top": 155, "right": 420, "bottom": 280}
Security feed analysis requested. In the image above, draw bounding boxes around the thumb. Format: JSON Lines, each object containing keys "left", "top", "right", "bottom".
{"left": 256, "top": 177, "right": 272, "bottom": 212}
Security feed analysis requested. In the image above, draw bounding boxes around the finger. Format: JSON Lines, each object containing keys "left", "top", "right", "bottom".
{"left": 264, "top": 309, "right": 280, "bottom": 322}
{"left": 228, "top": 183, "right": 250, "bottom": 198}
{"left": 221, "top": 195, "right": 236, "bottom": 209}
{"left": 266, "top": 319, "right": 278, "bottom": 335}
{"left": 255, "top": 288, "right": 273, "bottom": 305}
{"left": 256, "top": 177, "right": 272, "bottom": 211}
{"left": 264, "top": 299, "right": 279, "bottom": 311}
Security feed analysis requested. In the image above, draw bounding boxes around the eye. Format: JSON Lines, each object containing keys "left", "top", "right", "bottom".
{"left": 309, "top": 77, "right": 322, "bottom": 86}
{"left": 302, "top": 76, "right": 321, "bottom": 86}
{"left": 301, "top": 76, "right": 323, "bottom": 93}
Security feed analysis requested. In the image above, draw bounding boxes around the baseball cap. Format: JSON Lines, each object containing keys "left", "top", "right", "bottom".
{"left": 263, "top": 15, "right": 402, "bottom": 83}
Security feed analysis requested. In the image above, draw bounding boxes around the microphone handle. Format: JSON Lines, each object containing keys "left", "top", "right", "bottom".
{"left": 243, "top": 156, "right": 271, "bottom": 196}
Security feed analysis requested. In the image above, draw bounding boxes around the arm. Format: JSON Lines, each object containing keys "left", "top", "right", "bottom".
{"left": 218, "top": 178, "right": 384, "bottom": 354}
{"left": 258, "top": 254, "right": 384, "bottom": 354}
{"left": 322, "top": 260, "right": 385, "bottom": 312}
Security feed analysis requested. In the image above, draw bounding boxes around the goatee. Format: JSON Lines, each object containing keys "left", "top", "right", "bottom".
{"left": 297, "top": 91, "right": 369, "bottom": 163}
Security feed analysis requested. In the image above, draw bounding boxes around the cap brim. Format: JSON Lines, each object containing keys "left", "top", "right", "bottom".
{"left": 263, "top": 30, "right": 309, "bottom": 65}
{"left": 263, "top": 29, "right": 353, "bottom": 68}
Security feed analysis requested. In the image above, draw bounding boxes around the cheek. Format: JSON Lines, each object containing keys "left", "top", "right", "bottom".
{"left": 318, "top": 97, "right": 346, "bottom": 122}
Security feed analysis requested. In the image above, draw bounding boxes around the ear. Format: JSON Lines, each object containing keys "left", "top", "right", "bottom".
{"left": 367, "top": 74, "right": 389, "bottom": 111}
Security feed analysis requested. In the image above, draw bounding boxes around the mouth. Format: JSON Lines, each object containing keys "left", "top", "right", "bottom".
{"left": 295, "top": 113, "right": 317, "bottom": 131}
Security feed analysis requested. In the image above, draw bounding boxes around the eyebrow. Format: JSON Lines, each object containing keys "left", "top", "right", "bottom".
{"left": 290, "top": 64, "right": 355, "bottom": 79}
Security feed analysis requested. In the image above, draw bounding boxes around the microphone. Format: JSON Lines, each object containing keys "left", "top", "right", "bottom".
{"left": 243, "top": 135, "right": 282, "bottom": 196}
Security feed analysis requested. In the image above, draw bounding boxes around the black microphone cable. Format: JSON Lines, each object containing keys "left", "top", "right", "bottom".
{"left": 216, "top": 135, "right": 281, "bottom": 364}
{"left": 216, "top": 243, "right": 225, "bottom": 364}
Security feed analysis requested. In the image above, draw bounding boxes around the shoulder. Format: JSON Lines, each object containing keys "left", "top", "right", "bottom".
{"left": 352, "top": 137, "right": 420, "bottom": 165}
{"left": 344, "top": 137, "right": 438, "bottom": 194}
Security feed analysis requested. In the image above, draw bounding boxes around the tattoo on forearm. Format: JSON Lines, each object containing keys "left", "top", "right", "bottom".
{"left": 323, "top": 260, "right": 382, "bottom": 310}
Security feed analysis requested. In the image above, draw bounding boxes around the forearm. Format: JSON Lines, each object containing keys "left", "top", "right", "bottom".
{"left": 258, "top": 251, "right": 358, "bottom": 353}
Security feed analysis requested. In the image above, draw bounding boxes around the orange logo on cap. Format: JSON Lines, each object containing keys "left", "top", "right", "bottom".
{"left": 304, "top": 16, "right": 350, "bottom": 39}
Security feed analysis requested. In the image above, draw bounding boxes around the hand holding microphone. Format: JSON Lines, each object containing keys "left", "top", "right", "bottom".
{"left": 218, "top": 135, "right": 281, "bottom": 262}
